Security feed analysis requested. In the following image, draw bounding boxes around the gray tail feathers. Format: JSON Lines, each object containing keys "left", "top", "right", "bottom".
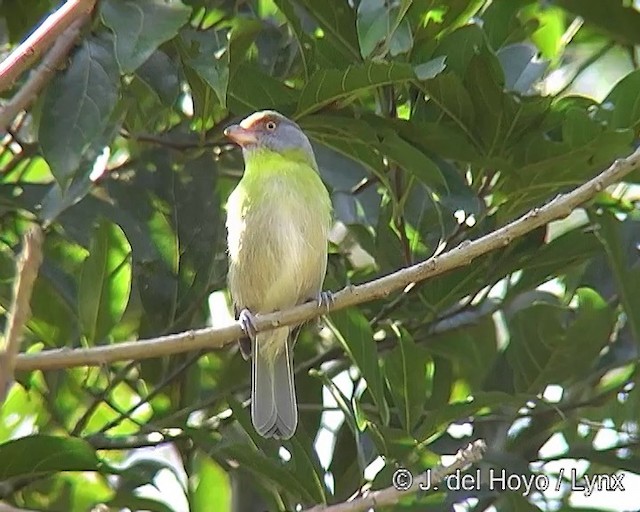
{"left": 251, "top": 329, "right": 298, "bottom": 439}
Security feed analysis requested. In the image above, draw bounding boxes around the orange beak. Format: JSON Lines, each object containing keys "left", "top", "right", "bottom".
{"left": 224, "top": 124, "right": 258, "bottom": 147}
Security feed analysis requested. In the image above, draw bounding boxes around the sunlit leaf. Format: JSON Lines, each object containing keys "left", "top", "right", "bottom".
{"left": 78, "top": 219, "right": 132, "bottom": 343}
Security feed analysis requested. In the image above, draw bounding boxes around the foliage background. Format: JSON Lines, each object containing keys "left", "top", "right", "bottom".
{"left": 1, "top": 0, "right": 640, "bottom": 511}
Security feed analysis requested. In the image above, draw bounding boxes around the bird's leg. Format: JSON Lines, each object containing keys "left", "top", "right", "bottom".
{"left": 316, "top": 291, "right": 335, "bottom": 312}
{"left": 238, "top": 308, "right": 258, "bottom": 360}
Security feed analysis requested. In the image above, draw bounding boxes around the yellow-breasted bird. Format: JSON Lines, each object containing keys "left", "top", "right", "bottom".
{"left": 224, "top": 111, "right": 332, "bottom": 439}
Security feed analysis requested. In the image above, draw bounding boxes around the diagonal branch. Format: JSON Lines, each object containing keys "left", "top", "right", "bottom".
{"left": 0, "top": 15, "right": 89, "bottom": 131}
{"left": 302, "top": 440, "right": 487, "bottom": 512}
{"left": 0, "top": 0, "right": 96, "bottom": 94}
{"left": 13, "top": 146, "right": 640, "bottom": 372}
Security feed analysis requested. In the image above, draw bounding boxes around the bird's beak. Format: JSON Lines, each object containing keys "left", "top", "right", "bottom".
{"left": 224, "top": 124, "right": 258, "bottom": 147}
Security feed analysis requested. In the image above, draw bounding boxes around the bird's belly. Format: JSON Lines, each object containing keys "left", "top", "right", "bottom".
{"left": 228, "top": 207, "right": 327, "bottom": 313}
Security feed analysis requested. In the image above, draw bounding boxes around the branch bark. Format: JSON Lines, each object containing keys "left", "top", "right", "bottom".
{"left": 0, "top": 0, "right": 96, "bottom": 94}
{"left": 13, "top": 146, "right": 640, "bottom": 372}
{"left": 302, "top": 440, "right": 487, "bottom": 512}
{"left": 0, "top": 226, "right": 44, "bottom": 401}
{"left": 0, "top": 15, "right": 89, "bottom": 131}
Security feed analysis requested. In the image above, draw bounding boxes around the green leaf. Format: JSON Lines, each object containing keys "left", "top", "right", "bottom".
{"left": 101, "top": 0, "right": 191, "bottom": 73}
{"left": 378, "top": 130, "right": 446, "bottom": 188}
{"left": 294, "top": 0, "right": 361, "bottom": 61}
{"left": 557, "top": 287, "right": 615, "bottom": 380}
{"left": 0, "top": 0, "right": 51, "bottom": 44}
{"left": 504, "top": 301, "right": 599, "bottom": 392}
{"left": 301, "top": 114, "right": 389, "bottom": 188}
{"left": 27, "top": 265, "right": 79, "bottom": 347}
{"left": 600, "top": 68, "right": 640, "bottom": 130}
{"left": 228, "top": 63, "right": 298, "bottom": 116}
{"left": 273, "top": 0, "right": 314, "bottom": 78}
{"left": 219, "top": 443, "right": 316, "bottom": 503}
{"left": 430, "top": 23, "right": 486, "bottom": 77}
{"left": 295, "top": 61, "right": 421, "bottom": 118}
{"left": 427, "top": 315, "right": 498, "bottom": 389}
{"left": 39, "top": 35, "right": 119, "bottom": 187}
{"left": 416, "top": 392, "right": 524, "bottom": 440}
{"left": 356, "top": 0, "right": 412, "bottom": 59}
{"left": 499, "top": 125, "right": 633, "bottom": 221}
{"left": 418, "top": 72, "right": 477, "bottom": 145}
{"left": 189, "top": 451, "right": 231, "bottom": 512}
{"left": 554, "top": 0, "right": 640, "bottom": 46}
{"left": 521, "top": 4, "right": 565, "bottom": 60}
{"left": 79, "top": 219, "right": 132, "bottom": 343}
{"left": 593, "top": 211, "right": 640, "bottom": 344}
{"left": 508, "top": 228, "right": 603, "bottom": 297}
{"left": 384, "top": 327, "right": 431, "bottom": 432}
{"left": 136, "top": 50, "right": 181, "bottom": 105}
{"left": 179, "top": 27, "right": 229, "bottom": 108}
{"left": 287, "top": 436, "right": 327, "bottom": 504}
{"left": 0, "top": 436, "right": 101, "bottom": 479}
{"left": 483, "top": 0, "right": 536, "bottom": 50}
{"left": 496, "top": 491, "right": 544, "bottom": 511}
{"left": 328, "top": 309, "right": 389, "bottom": 425}
{"left": 464, "top": 50, "right": 505, "bottom": 152}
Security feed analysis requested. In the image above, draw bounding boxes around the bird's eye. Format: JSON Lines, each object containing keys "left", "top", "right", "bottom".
{"left": 265, "top": 121, "right": 277, "bottom": 131}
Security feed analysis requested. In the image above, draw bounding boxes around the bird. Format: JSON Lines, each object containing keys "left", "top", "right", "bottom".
{"left": 224, "top": 110, "right": 332, "bottom": 439}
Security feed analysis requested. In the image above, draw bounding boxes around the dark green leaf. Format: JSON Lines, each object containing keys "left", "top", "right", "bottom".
{"left": 329, "top": 309, "right": 389, "bottom": 424}
{"left": 600, "top": 69, "right": 640, "bottom": 130}
{"left": 39, "top": 35, "right": 119, "bottom": 187}
{"left": 384, "top": 327, "right": 431, "bottom": 431}
{"left": 294, "top": 0, "right": 360, "bottom": 61}
{"left": 296, "top": 62, "right": 422, "bottom": 118}
{"left": 179, "top": 27, "right": 229, "bottom": 108}
{"left": 228, "top": 63, "right": 298, "bottom": 116}
{"left": 593, "top": 211, "right": 640, "bottom": 344}
{"left": 101, "top": 0, "right": 191, "bottom": 74}
{"left": 136, "top": 50, "right": 181, "bottom": 105}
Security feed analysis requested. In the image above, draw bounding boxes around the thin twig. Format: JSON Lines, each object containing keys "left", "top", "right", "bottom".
{"left": 0, "top": 15, "right": 89, "bottom": 131}
{"left": 0, "top": 0, "right": 96, "bottom": 93}
{"left": 0, "top": 226, "right": 44, "bottom": 402}
{"left": 302, "top": 440, "right": 487, "bottom": 512}
{"left": 12, "top": 147, "right": 640, "bottom": 372}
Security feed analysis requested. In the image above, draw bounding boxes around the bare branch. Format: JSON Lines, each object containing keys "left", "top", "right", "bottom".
{"left": 0, "top": 503, "right": 40, "bottom": 512}
{"left": 12, "top": 146, "right": 640, "bottom": 372}
{"left": 0, "top": 15, "right": 89, "bottom": 131}
{"left": 0, "top": 226, "right": 44, "bottom": 401}
{"left": 302, "top": 440, "right": 487, "bottom": 512}
{"left": 0, "top": 0, "right": 96, "bottom": 94}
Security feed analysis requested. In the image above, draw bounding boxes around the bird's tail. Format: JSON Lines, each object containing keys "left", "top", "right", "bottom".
{"left": 251, "top": 327, "right": 297, "bottom": 439}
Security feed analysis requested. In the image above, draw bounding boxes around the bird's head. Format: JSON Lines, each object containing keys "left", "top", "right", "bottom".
{"left": 224, "top": 110, "right": 317, "bottom": 167}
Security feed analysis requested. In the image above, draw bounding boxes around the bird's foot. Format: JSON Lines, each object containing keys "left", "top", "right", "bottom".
{"left": 238, "top": 308, "right": 258, "bottom": 340}
{"left": 316, "top": 291, "right": 334, "bottom": 312}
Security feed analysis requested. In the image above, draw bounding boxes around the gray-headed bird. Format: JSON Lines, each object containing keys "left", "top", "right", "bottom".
{"left": 224, "top": 111, "right": 332, "bottom": 439}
